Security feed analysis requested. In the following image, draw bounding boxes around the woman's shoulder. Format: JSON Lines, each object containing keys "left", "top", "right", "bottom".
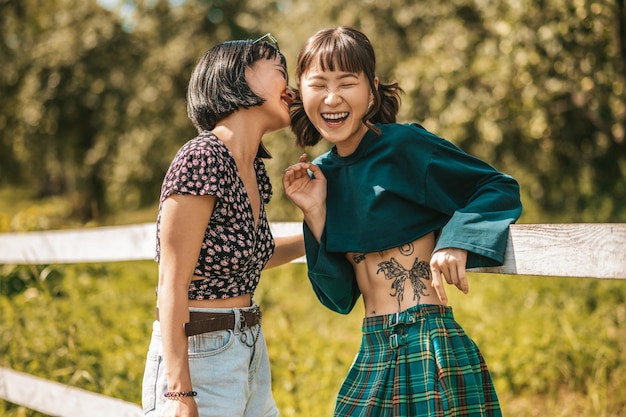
{"left": 379, "top": 122, "right": 462, "bottom": 153}
{"left": 172, "top": 131, "right": 230, "bottom": 162}
{"left": 379, "top": 122, "right": 439, "bottom": 142}
{"left": 179, "top": 131, "right": 224, "bottom": 152}
{"left": 161, "top": 132, "right": 236, "bottom": 198}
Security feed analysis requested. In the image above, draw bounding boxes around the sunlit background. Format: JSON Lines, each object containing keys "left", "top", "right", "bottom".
{"left": 1, "top": 0, "right": 624, "bottom": 416}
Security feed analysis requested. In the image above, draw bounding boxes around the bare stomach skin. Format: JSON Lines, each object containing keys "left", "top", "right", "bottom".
{"left": 187, "top": 289, "right": 252, "bottom": 309}
{"left": 347, "top": 232, "right": 444, "bottom": 317}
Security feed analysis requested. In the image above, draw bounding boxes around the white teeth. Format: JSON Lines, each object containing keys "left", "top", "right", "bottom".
{"left": 322, "top": 112, "right": 348, "bottom": 120}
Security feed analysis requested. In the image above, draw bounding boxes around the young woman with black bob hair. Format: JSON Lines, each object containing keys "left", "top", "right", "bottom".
{"left": 142, "top": 34, "right": 303, "bottom": 417}
{"left": 284, "top": 27, "right": 522, "bottom": 417}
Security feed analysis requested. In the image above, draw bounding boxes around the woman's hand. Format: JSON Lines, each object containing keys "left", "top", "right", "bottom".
{"left": 160, "top": 396, "right": 199, "bottom": 417}
{"left": 429, "top": 248, "right": 468, "bottom": 304}
{"left": 283, "top": 154, "right": 327, "bottom": 242}
{"left": 283, "top": 154, "right": 327, "bottom": 215}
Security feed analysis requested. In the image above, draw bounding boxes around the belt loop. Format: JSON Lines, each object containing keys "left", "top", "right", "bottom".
{"left": 237, "top": 310, "right": 247, "bottom": 332}
{"left": 389, "top": 333, "right": 399, "bottom": 349}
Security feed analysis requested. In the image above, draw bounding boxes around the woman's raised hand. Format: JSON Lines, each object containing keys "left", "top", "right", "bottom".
{"left": 283, "top": 154, "right": 327, "bottom": 214}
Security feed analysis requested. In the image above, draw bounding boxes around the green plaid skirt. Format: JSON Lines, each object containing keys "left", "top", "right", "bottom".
{"left": 334, "top": 304, "right": 502, "bottom": 417}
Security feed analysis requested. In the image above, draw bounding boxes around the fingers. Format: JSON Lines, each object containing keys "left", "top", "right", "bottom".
{"left": 456, "top": 266, "right": 468, "bottom": 294}
{"left": 430, "top": 249, "right": 469, "bottom": 300}
{"left": 282, "top": 166, "right": 309, "bottom": 194}
{"left": 305, "top": 162, "right": 325, "bottom": 180}
{"left": 447, "top": 265, "right": 468, "bottom": 294}
{"left": 284, "top": 159, "right": 326, "bottom": 183}
{"left": 284, "top": 154, "right": 312, "bottom": 175}
{"left": 283, "top": 161, "right": 311, "bottom": 184}
{"left": 430, "top": 265, "right": 448, "bottom": 304}
{"left": 282, "top": 155, "right": 325, "bottom": 202}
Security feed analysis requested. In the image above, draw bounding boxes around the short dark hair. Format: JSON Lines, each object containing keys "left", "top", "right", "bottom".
{"left": 290, "top": 27, "right": 403, "bottom": 147}
{"left": 187, "top": 39, "right": 287, "bottom": 157}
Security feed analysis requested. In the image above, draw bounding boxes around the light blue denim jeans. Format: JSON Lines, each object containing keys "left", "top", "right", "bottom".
{"left": 141, "top": 304, "right": 278, "bottom": 417}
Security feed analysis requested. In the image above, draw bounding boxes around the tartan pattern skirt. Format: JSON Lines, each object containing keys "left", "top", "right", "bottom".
{"left": 334, "top": 304, "right": 502, "bottom": 417}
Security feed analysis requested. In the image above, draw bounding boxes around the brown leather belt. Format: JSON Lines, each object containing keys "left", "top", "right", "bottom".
{"left": 156, "top": 308, "right": 261, "bottom": 337}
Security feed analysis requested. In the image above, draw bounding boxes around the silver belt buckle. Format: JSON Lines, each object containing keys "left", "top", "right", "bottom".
{"left": 389, "top": 311, "right": 400, "bottom": 327}
{"left": 389, "top": 333, "right": 399, "bottom": 349}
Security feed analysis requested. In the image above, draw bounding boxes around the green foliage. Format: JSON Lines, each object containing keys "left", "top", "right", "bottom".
{"left": 365, "top": 0, "right": 626, "bottom": 222}
{"left": 0, "top": 188, "right": 79, "bottom": 232}
{"left": 0, "top": 265, "right": 65, "bottom": 297}
{"left": 0, "top": 261, "right": 157, "bottom": 417}
{"left": 1, "top": 0, "right": 625, "bottom": 222}
{"left": 446, "top": 274, "right": 626, "bottom": 416}
{"left": 1, "top": 262, "right": 625, "bottom": 417}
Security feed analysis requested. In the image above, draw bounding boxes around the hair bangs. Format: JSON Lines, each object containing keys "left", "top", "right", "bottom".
{"left": 297, "top": 28, "right": 373, "bottom": 79}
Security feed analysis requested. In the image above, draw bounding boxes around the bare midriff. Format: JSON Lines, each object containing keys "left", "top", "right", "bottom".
{"left": 347, "top": 232, "right": 444, "bottom": 317}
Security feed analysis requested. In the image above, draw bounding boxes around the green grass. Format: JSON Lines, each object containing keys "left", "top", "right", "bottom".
{"left": 1, "top": 261, "right": 625, "bottom": 417}
{"left": 1, "top": 188, "right": 624, "bottom": 416}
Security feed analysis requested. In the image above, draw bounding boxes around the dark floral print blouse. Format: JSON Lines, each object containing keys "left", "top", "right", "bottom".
{"left": 155, "top": 132, "right": 275, "bottom": 300}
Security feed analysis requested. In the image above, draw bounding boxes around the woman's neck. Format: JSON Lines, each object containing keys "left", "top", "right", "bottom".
{"left": 212, "top": 112, "right": 264, "bottom": 164}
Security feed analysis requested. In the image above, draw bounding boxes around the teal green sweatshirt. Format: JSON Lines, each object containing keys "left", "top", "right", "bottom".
{"left": 303, "top": 123, "right": 522, "bottom": 314}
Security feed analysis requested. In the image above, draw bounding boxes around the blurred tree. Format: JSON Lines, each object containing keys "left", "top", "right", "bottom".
{"left": 0, "top": 0, "right": 624, "bottom": 223}
{"left": 0, "top": 0, "right": 142, "bottom": 220}
{"left": 0, "top": 0, "right": 293, "bottom": 221}
{"left": 106, "top": 0, "right": 304, "bottom": 216}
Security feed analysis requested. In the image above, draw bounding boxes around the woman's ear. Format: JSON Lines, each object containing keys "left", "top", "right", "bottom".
{"left": 369, "top": 76, "right": 379, "bottom": 109}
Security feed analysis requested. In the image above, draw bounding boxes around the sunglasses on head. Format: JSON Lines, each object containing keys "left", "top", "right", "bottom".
{"left": 253, "top": 33, "right": 280, "bottom": 51}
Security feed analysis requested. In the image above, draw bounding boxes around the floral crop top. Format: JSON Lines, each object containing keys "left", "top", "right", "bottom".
{"left": 155, "top": 132, "right": 275, "bottom": 300}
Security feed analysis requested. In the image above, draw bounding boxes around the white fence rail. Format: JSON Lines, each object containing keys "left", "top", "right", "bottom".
{"left": 1, "top": 222, "right": 624, "bottom": 279}
{"left": 0, "top": 222, "right": 625, "bottom": 416}
{"left": 0, "top": 367, "right": 143, "bottom": 417}
{"left": 0, "top": 222, "right": 301, "bottom": 265}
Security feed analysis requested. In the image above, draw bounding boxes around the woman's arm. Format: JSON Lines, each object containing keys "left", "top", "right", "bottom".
{"left": 264, "top": 234, "right": 305, "bottom": 269}
{"left": 157, "top": 193, "right": 215, "bottom": 416}
{"left": 282, "top": 155, "right": 327, "bottom": 242}
{"left": 421, "top": 136, "right": 521, "bottom": 303}
{"left": 283, "top": 157, "right": 359, "bottom": 314}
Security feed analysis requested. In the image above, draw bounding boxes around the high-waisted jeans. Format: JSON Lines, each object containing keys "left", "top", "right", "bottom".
{"left": 141, "top": 304, "right": 278, "bottom": 417}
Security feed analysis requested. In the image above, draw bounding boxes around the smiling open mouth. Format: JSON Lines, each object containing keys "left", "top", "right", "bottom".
{"left": 322, "top": 112, "right": 349, "bottom": 124}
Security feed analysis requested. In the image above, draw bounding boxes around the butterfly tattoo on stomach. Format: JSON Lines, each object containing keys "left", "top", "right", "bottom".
{"left": 377, "top": 257, "right": 431, "bottom": 310}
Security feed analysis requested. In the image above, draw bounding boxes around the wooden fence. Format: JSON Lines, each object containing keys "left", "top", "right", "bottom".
{"left": 0, "top": 222, "right": 625, "bottom": 416}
